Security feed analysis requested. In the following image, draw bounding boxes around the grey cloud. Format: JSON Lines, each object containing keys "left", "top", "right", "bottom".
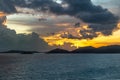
{"left": 61, "top": 32, "right": 80, "bottom": 39}
{"left": 22, "top": 0, "right": 118, "bottom": 24}
{"left": 91, "top": 0, "right": 120, "bottom": 18}
{"left": 79, "top": 28, "right": 98, "bottom": 39}
{"left": 0, "top": 0, "right": 119, "bottom": 39}
{"left": 0, "top": 16, "right": 6, "bottom": 24}
{"left": 0, "top": 0, "right": 16, "bottom": 13}
{"left": 0, "top": 15, "right": 49, "bottom": 51}
{"left": 6, "top": 0, "right": 118, "bottom": 24}
{"left": 89, "top": 24, "right": 117, "bottom": 36}
{"left": 13, "top": 0, "right": 119, "bottom": 38}
{"left": 0, "top": 26, "right": 49, "bottom": 51}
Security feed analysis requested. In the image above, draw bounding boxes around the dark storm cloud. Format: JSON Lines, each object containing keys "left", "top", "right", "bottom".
{"left": 0, "top": 0, "right": 119, "bottom": 39}
{"left": 75, "top": 23, "right": 117, "bottom": 39}
{"left": 62, "top": 0, "right": 118, "bottom": 24}
{"left": 3, "top": 0, "right": 117, "bottom": 24}
{"left": 0, "top": 15, "right": 49, "bottom": 51}
{"left": 13, "top": 0, "right": 118, "bottom": 24}
{"left": 0, "top": 0, "right": 16, "bottom": 13}
{"left": 0, "top": 0, "right": 50, "bottom": 51}
{"left": 0, "top": 25, "right": 49, "bottom": 51}
{"left": 92, "top": 0, "right": 120, "bottom": 17}
{"left": 89, "top": 24, "right": 117, "bottom": 36}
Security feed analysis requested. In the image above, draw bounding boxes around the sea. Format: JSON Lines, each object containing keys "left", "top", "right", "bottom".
{"left": 0, "top": 53, "right": 120, "bottom": 80}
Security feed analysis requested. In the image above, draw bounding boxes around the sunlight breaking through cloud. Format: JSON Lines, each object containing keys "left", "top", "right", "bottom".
{"left": 43, "top": 23, "right": 120, "bottom": 49}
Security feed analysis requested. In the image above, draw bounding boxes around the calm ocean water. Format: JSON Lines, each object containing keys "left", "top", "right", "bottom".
{"left": 0, "top": 53, "right": 120, "bottom": 80}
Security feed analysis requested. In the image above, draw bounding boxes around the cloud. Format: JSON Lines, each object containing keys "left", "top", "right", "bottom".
{"left": 0, "top": 16, "right": 6, "bottom": 25}
{"left": 13, "top": 0, "right": 118, "bottom": 24}
{"left": 0, "top": 0, "right": 119, "bottom": 39}
{"left": 0, "top": 0, "right": 16, "bottom": 13}
{"left": 56, "top": 25, "right": 99, "bottom": 39}
{"left": 79, "top": 27, "right": 98, "bottom": 39}
{"left": 89, "top": 24, "right": 117, "bottom": 36}
{"left": 0, "top": 26, "right": 49, "bottom": 51}
{"left": 12, "top": 0, "right": 119, "bottom": 38}
{"left": 60, "top": 32, "right": 80, "bottom": 39}
{"left": 92, "top": 0, "right": 120, "bottom": 17}
{"left": 0, "top": 14, "right": 49, "bottom": 51}
{"left": 4, "top": 0, "right": 118, "bottom": 23}
{"left": 62, "top": 0, "right": 118, "bottom": 24}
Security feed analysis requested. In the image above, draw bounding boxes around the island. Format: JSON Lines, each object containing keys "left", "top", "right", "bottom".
{"left": 1, "top": 45, "right": 120, "bottom": 54}
{"left": 46, "top": 45, "right": 120, "bottom": 54}
{"left": 0, "top": 50, "right": 40, "bottom": 54}
{"left": 46, "top": 48, "right": 70, "bottom": 54}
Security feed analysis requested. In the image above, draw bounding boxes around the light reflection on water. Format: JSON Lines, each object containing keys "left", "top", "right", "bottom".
{"left": 0, "top": 53, "right": 120, "bottom": 80}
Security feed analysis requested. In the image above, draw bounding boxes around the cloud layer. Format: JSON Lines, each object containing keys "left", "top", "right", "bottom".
{"left": 0, "top": 0, "right": 16, "bottom": 13}
{"left": 0, "top": 0, "right": 120, "bottom": 45}
{"left": 9, "top": 0, "right": 118, "bottom": 24}
{"left": 7, "top": 0, "right": 119, "bottom": 39}
{"left": 0, "top": 15, "right": 49, "bottom": 51}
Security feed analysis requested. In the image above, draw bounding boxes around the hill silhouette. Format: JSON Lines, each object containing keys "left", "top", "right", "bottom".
{"left": 46, "top": 48, "right": 70, "bottom": 54}
{"left": 0, "top": 50, "right": 39, "bottom": 54}
{"left": 46, "top": 45, "right": 120, "bottom": 53}
{"left": 1, "top": 45, "right": 120, "bottom": 54}
{"left": 72, "top": 45, "right": 120, "bottom": 53}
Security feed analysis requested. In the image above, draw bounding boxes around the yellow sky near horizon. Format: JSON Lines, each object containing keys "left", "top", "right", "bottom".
{"left": 43, "top": 23, "right": 120, "bottom": 49}
{"left": 4, "top": 13, "right": 120, "bottom": 50}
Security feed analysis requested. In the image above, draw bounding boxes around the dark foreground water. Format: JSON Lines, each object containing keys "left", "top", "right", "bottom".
{"left": 0, "top": 53, "right": 120, "bottom": 80}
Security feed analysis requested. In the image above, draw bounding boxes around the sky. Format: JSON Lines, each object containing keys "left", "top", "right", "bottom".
{"left": 0, "top": 0, "right": 120, "bottom": 51}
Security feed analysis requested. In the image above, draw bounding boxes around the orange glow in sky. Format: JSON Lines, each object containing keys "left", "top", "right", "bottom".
{"left": 0, "top": 12, "right": 6, "bottom": 25}
{"left": 43, "top": 23, "right": 120, "bottom": 49}
{"left": 5, "top": 13, "right": 120, "bottom": 50}
{"left": 0, "top": 12, "right": 6, "bottom": 17}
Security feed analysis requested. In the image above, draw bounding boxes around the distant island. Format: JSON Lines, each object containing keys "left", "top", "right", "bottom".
{"left": 46, "top": 48, "right": 70, "bottom": 54}
{"left": 46, "top": 45, "right": 120, "bottom": 54}
{"left": 1, "top": 45, "right": 120, "bottom": 54}
{"left": 0, "top": 50, "right": 40, "bottom": 54}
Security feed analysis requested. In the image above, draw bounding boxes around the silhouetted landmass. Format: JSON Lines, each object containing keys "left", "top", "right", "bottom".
{"left": 0, "top": 50, "right": 40, "bottom": 54}
{"left": 72, "top": 45, "right": 120, "bottom": 53}
{"left": 46, "top": 48, "right": 70, "bottom": 54}
{"left": 1, "top": 45, "right": 120, "bottom": 54}
{"left": 71, "top": 46, "right": 95, "bottom": 53}
{"left": 46, "top": 45, "right": 120, "bottom": 54}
